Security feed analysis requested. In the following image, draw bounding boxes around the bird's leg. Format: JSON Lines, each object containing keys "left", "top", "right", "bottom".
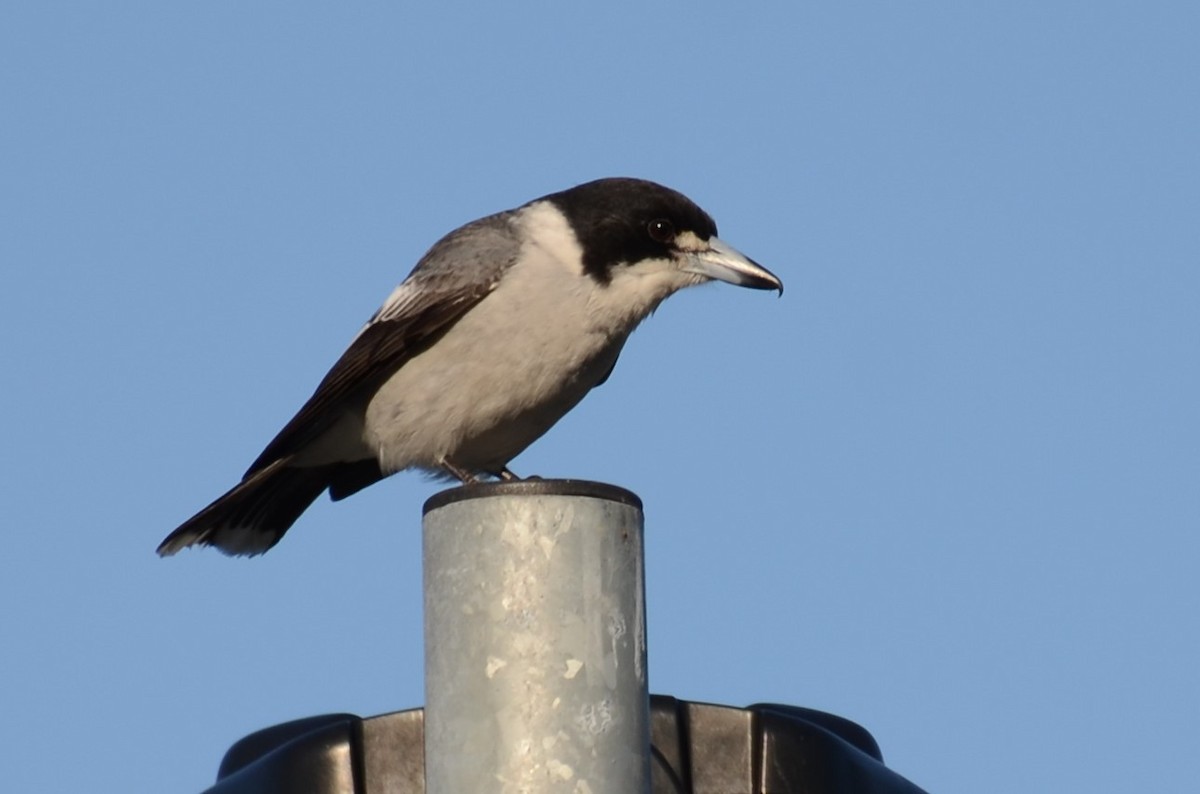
{"left": 440, "top": 458, "right": 477, "bottom": 484}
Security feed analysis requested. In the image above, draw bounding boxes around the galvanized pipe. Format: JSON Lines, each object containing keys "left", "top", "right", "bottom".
{"left": 422, "top": 480, "right": 648, "bottom": 794}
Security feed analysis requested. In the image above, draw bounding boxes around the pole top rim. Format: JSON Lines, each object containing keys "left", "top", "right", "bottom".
{"left": 423, "top": 479, "right": 642, "bottom": 515}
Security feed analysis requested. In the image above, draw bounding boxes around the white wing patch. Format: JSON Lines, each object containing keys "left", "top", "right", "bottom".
{"left": 374, "top": 281, "right": 424, "bottom": 324}
{"left": 349, "top": 281, "right": 422, "bottom": 343}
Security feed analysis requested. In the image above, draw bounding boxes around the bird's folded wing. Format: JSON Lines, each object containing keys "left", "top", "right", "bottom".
{"left": 244, "top": 281, "right": 497, "bottom": 477}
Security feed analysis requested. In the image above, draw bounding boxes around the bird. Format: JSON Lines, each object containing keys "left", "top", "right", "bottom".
{"left": 157, "top": 177, "right": 782, "bottom": 557}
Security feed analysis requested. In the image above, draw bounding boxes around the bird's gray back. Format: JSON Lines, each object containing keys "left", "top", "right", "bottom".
{"left": 374, "top": 211, "right": 522, "bottom": 323}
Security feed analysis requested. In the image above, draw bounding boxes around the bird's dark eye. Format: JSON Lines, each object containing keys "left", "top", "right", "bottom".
{"left": 647, "top": 219, "right": 675, "bottom": 243}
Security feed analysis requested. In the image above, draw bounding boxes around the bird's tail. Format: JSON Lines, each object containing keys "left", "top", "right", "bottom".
{"left": 157, "top": 459, "right": 331, "bottom": 557}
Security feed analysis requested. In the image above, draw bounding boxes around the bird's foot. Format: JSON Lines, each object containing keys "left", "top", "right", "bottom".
{"left": 484, "top": 467, "right": 531, "bottom": 481}
{"left": 444, "top": 461, "right": 531, "bottom": 484}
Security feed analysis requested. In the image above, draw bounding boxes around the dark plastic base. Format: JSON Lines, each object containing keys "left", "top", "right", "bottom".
{"left": 203, "top": 696, "right": 926, "bottom": 793}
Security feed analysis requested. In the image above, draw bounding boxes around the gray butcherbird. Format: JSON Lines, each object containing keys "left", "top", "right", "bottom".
{"left": 158, "top": 177, "right": 783, "bottom": 556}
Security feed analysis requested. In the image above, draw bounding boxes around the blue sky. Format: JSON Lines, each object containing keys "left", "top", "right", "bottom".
{"left": 3, "top": 2, "right": 1198, "bottom": 791}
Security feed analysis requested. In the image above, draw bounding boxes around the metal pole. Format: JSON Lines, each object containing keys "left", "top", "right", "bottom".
{"left": 422, "top": 480, "right": 649, "bottom": 794}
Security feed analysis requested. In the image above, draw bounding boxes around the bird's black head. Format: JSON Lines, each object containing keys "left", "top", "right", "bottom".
{"left": 542, "top": 177, "right": 720, "bottom": 284}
